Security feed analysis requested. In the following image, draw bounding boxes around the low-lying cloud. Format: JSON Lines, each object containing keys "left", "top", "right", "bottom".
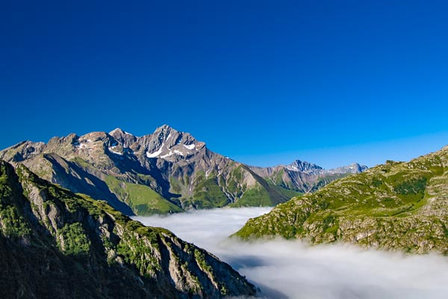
{"left": 134, "top": 208, "right": 448, "bottom": 299}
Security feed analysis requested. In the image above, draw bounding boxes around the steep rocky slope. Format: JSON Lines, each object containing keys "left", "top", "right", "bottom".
{"left": 235, "top": 147, "right": 448, "bottom": 254}
{"left": 0, "top": 160, "right": 256, "bottom": 298}
{"left": 0, "top": 125, "right": 363, "bottom": 215}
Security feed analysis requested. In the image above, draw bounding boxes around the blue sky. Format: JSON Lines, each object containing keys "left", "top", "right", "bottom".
{"left": 1, "top": 0, "right": 447, "bottom": 168}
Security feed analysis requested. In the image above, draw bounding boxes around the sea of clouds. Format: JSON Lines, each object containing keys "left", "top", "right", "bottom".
{"left": 134, "top": 208, "right": 448, "bottom": 299}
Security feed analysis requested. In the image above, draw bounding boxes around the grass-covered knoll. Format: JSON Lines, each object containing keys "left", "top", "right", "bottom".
{"left": 0, "top": 160, "right": 256, "bottom": 298}
{"left": 235, "top": 147, "right": 448, "bottom": 254}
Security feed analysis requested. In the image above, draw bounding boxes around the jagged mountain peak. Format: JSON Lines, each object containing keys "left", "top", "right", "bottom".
{"left": 109, "top": 128, "right": 136, "bottom": 148}
{"left": 48, "top": 133, "right": 78, "bottom": 144}
{"left": 250, "top": 158, "right": 368, "bottom": 194}
{"left": 109, "top": 127, "right": 134, "bottom": 136}
{"left": 150, "top": 125, "right": 199, "bottom": 145}
{"left": 351, "top": 162, "right": 368, "bottom": 171}
{"left": 286, "top": 159, "right": 323, "bottom": 172}
{"left": 151, "top": 124, "right": 183, "bottom": 142}
{"left": 154, "top": 123, "right": 176, "bottom": 132}
{"left": 141, "top": 125, "right": 204, "bottom": 160}
{"left": 109, "top": 127, "right": 124, "bottom": 135}
{"left": 283, "top": 159, "right": 368, "bottom": 175}
{"left": 151, "top": 124, "right": 181, "bottom": 143}
{"left": 79, "top": 131, "right": 110, "bottom": 141}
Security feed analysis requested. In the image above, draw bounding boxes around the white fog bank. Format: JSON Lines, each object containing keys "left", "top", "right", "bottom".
{"left": 134, "top": 208, "right": 448, "bottom": 299}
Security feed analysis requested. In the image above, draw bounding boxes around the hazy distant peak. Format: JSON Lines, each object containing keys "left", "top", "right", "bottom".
{"left": 327, "top": 163, "right": 368, "bottom": 174}
{"left": 286, "top": 160, "right": 323, "bottom": 172}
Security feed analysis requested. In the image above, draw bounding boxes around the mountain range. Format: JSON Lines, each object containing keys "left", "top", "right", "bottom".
{"left": 235, "top": 145, "right": 448, "bottom": 254}
{"left": 1, "top": 125, "right": 447, "bottom": 299}
{"left": 0, "top": 125, "right": 367, "bottom": 215}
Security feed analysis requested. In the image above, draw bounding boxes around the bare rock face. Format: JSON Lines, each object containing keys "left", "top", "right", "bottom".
{"left": 0, "top": 161, "right": 256, "bottom": 298}
{"left": 0, "top": 125, "right": 365, "bottom": 215}
{"left": 0, "top": 140, "right": 45, "bottom": 162}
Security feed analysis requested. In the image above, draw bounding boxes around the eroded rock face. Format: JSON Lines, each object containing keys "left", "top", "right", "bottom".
{"left": 236, "top": 147, "right": 448, "bottom": 254}
{"left": 0, "top": 161, "right": 256, "bottom": 298}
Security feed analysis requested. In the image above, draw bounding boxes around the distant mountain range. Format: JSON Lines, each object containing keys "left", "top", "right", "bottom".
{"left": 250, "top": 160, "right": 367, "bottom": 193}
{"left": 235, "top": 145, "right": 448, "bottom": 254}
{"left": 0, "top": 125, "right": 367, "bottom": 215}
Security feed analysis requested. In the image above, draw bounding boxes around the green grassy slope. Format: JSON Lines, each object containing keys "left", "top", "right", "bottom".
{"left": 235, "top": 148, "right": 448, "bottom": 254}
{"left": 104, "top": 175, "right": 182, "bottom": 215}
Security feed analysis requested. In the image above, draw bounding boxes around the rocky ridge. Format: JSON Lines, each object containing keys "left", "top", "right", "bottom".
{"left": 250, "top": 160, "right": 367, "bottom": 193}
{"left": 0, "top": 160, "right": 256, "bottom": 298}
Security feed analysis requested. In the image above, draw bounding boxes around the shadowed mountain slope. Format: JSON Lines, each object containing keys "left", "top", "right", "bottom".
{"left": 0, "top": 160, "right": 256, "bottom": 298}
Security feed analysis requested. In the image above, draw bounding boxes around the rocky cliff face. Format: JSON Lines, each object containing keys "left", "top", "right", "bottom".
{"left": 235, "top": 147, "right": 448, "bottom": 254}
{"left": 0, "top": 125, "right": 364, "bottom": 215}
{"left": 0, "top": 161, "right": 256, "bottom": 298}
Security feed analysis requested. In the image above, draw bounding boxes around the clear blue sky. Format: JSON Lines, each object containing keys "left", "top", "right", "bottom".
{"left": 1, "top": 0, "right": 447, "bottom": 168}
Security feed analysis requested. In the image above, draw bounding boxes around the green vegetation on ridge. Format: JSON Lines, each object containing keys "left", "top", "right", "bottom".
{"left": 235, "top": 147, "right": 448, "bottom": 254}
{"left": 0, "top": 160, "right": 256, "bottom": 298}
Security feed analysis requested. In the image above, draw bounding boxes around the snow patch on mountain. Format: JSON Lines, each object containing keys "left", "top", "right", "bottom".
{"left": 146, "top": 147, "right": 163, "bottom": 158}
{"left": 108, "top": 146, "right": 123, "bottom": 156}
{"left": 174, "top": 150, "right": 184, "bottom": 156}
{"left": 184, "top": 144, "right": 196, "bottom": 150}
{"left": 161, "top": 150, "right": 174, "bottom": 159}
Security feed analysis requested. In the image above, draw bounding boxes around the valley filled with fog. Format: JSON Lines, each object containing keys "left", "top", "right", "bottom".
{"left": 134, "top": 208, "right": 448, "bottom": 299}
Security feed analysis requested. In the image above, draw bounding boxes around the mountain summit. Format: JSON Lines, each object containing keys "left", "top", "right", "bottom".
{"left": 0, "top": 125, "right": 366, "bottom": 215}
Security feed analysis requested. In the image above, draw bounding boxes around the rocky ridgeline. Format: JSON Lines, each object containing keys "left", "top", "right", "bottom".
{"left": 250, "top": 160, "right": 367, "bottom": 193}
{"left": 0, "top": 125, "right": 366, "bottom": 215}
{"left": 0, "top": 160, "right": 256, "bottom": 298}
